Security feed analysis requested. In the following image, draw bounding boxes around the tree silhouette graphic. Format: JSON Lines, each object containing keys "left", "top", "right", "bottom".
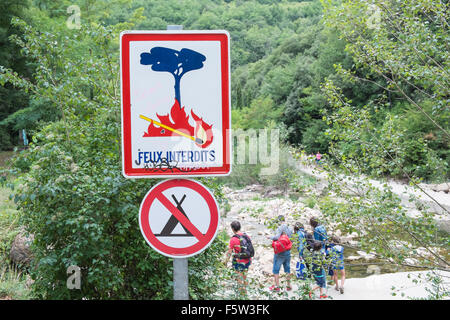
{"left": 140, "top": 47, "right": 206, "bottom": 107}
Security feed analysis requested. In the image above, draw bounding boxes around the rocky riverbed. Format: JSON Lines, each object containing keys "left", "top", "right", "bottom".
{"left": 218, "top": 184, "right": 369, "bottom": 293}
{"left": 217, "top": 181, "right": 449, "bottom": 299}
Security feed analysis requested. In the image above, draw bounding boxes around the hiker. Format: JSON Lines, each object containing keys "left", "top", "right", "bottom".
{"left": 294, "top": 222, "right": 307, "bottom": 279}
{"left": 267, "top": 215, "right": 293, "bottom": 291}
{"left": 327, "top": 235, "right": 345, "bottom": 294}
{"left": 310, "top": 217, "right": 328, "bottom": 249}
{"left": 225, "top": 220, "right": 253, "bottom": 296}
{"left": 301, "top": 231, "right": 315, "bottom": 277}
{"left": 315, "top": 151, "right": 322, "bottom": 165}
{"left": 310, "top": 241, "right": 328, "bottom": 299}
{"left": 294, "top": 222, "right": 306, "bottom": 259}
{"left": 305, "top": 231, "right": 315, "bottom": 252}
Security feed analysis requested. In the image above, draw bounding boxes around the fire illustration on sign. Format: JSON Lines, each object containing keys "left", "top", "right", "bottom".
{"left": 139, "top": 47, "right": 213, "bottom": 148}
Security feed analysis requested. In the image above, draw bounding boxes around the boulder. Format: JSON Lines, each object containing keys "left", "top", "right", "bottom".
{"left": 430, "top": 183, "right": 449, "bottom": 193}
{"left": 356, "top": 250, "right": 376, "bottom": 260}
{"left": 245, "top": 184, "right": 265, "bottom": 193}
{"left": 436, "top": 218, "right": 450, "bottom": 233}
{"left": 263, "top": 187, "right": 284, "bottom": 198}
{"left": 10, "top": 232, "right": 34, "bottom": 266}
{"left": 404, "top": 258, "right": 419, "bottom": 265}
{"left": 347, "top": 255, "right": 363, "bottom": 261}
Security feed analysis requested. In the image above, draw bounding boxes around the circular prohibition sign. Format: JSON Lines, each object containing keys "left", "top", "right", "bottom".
{"left": 139, "top": 179, "right": 220, "bottom": 258}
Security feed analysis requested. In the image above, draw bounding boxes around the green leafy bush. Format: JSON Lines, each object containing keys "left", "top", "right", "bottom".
{"left": 3, "top": 18, "right": 226, "bottom": 299}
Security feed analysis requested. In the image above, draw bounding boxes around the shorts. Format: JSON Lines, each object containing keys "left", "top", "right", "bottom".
{"left": 331, "top": 257, "right": 345, "bottom": 270}
{"left": 232, "top": 260, "right": 251, "bottom": 272}
{"left": 313, "top": 270, "right": 326, "bottom": 288}
{"left": 331, "top": 261, "right": 345, "bottom": 270}
{"left": 273, "top": 250, "right": 291, "bottom": 275}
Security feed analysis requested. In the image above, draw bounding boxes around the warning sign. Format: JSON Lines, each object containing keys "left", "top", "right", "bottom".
{"left": 139, "top": 179, "right": 220, "bottom": 258}
{"left": 120, "top": 31, "right": 231, "bottom": 178}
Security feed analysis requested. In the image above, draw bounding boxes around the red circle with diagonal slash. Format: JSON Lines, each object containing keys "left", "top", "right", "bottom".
{"left": 139, "top": 179, "right": 220, "bottom": 258}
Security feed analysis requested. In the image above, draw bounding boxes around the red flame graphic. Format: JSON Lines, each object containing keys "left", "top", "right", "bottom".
{"left": 143, "top": 99, "right": 213, "bottom": 148}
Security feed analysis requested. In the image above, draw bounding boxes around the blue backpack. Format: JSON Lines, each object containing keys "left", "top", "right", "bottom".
{"left": 314, "top": 225, "right": 328, "bottom": 245}
{"left": 297, "top": 229, "right": 306, "bottom": 256}
{"left": 295, "top": 259, "right": 307, "bottom": 280}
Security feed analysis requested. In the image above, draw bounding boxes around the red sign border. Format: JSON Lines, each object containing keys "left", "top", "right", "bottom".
{"left": 120, "top": 31, "right": 231, "bottom": 178}
{"left": 139, "top": 179, "right": 220, "bottom": 258}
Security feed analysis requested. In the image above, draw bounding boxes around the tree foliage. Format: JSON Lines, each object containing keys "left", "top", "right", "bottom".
{"left": 1, "top": 0, "right": 449, "bottom": 300}
{"left": 321, "top": 0, "right": 449, "bottom": 181}
{"left": 1, "top": 13, "right": 226, "bottom": 299}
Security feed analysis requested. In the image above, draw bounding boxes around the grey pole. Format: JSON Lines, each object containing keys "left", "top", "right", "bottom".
{"left": 166, "top": 24, "right": 189, "bottom": 300}
{"left": 173, "top": 257, "right": 189, "bottom": 300}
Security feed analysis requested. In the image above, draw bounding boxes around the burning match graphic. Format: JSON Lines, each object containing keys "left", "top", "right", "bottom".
{"left": 140, "top": 99, "right": 214, "bottom": 149}
{"left": 139, "top": 114, "right": 204, "bottom": 145}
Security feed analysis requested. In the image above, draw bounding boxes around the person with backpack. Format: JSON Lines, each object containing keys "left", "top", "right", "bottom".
{"left": 302, "top": 231, "right": 315, "bottom": 277}
{"left": 309, "top": 241, "right": 328, "bottom": 299}
{"left": 267, "top": 215, "right": 293, "bottom": 292}
{"left": 310, "top": 217, "right": 328, "bottom": 249}
{"left": 294, "top": 222, "right": 307, "bottom": 280}
{"left": 326, "top": 235, "right": 345, "bottom": 294}
{"left": 225, "top": 220, "right": 254, "bottom": 296}
{"left": 294, "top": 222, "right": 307, "bottom": 259}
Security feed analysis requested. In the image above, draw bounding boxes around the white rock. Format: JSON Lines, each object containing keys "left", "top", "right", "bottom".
{"left": 347, "top": 255, "right": 363, "bottom": 261}
{"left": 404, "top": 258, "right": 419, "bottom": 265}
{"left": 357, "top": 250, "right": 376, "bottom": 260}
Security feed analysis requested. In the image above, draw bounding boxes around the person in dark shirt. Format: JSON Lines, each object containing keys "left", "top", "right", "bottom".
{"left": 310, "top": 217, "right": 328, "bottom": 249}
{"left": 309, "top": 241, "right": 328, "bottom": 299}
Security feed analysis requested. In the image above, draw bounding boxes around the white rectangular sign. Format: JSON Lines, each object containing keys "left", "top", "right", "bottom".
{"left": 120, "top": 31, "right": 231, "bottom": 178}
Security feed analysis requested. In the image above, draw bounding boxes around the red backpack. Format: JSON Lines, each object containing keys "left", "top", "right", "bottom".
{"left": 272, "top": 233, "right": 292, "bottom": 254}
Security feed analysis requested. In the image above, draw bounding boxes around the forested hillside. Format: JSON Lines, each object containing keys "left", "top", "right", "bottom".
{"left": 2, "top": 0, "right": 448, "bottom": 181}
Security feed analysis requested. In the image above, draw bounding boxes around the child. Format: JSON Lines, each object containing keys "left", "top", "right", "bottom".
{"left": 328, "top": 235, "right": 345, "bottom": 294}
{"left": 294, "top": 222, "right": 306, "bottom": 259}
{"left": 310, "top": 241, "right": 327, "bottom": 299}
{"left": 294, "top": 222, "right": 307, "bottom": 280}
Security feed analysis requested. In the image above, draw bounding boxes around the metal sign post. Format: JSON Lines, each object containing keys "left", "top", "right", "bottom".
{"left": 168, "top": 25, "right": 188, "bottom": 301}
{"left": 123, "top": 23, "right": 228, "bottom": 301}
{"left": 173, "top": 257, "right": 188, "bottom": 300}
{"left": 138, "top": 179, "right": 220, "bottom": 300}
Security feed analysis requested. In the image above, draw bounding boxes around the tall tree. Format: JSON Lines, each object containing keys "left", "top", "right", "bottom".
{"left": 0, "top": 0, "right": 31, "bottom": 149}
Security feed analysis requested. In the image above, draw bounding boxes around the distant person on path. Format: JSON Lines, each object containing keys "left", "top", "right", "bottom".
{"left": 315, "top": 151, "right": 322, "bottom": 165}
{"left": 310, "top": 217, "right": 328, "bottom": 249}
{"left": 327, "top": 236, "right": 345, "bottom": 294}
{"left": 267, "top": 215, "right": 293, "bottom": 291}
{"left": 309, "top": 241, "right": 328, "bottom": 299}
{"left": 225, "top": 220, "right": 253, "bottom": 296}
